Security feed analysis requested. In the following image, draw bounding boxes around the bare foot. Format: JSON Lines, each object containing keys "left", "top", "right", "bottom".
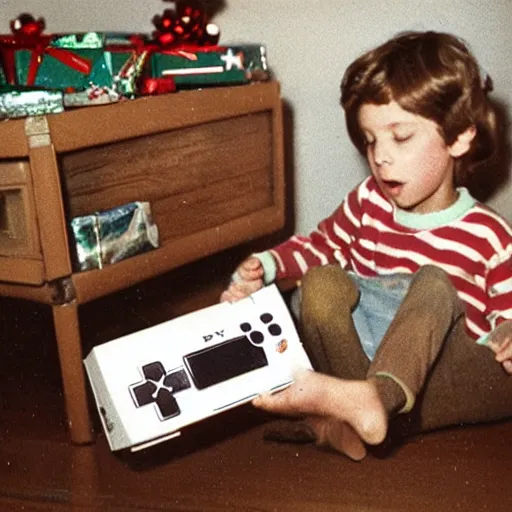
{"left": 253, "top": 370, "right": 388, "bottom": 446}
{"left": 263, "top": 418, "right": 367, "bottom": 461}
{"left": 308, "top": 417, "right": 367, "bottom": 461}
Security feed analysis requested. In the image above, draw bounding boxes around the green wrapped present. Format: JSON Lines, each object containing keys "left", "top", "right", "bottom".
{"left": 151, "top": 44, "right": 268, "bottom": 87}
{"left": 14, "top": 32, "right": 113, "bottom": 91}
{"left": 70, "top": 202, "right": 159, "bottom": 272}
{"left": 0, "top": 87, "right": 63, "bottom": 118}
{"left": 9, "top": 32, "right": 149, "bottom": 95}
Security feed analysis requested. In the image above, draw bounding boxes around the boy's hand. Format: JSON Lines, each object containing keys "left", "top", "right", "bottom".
{"left": 486, "top": 321, "right": 512, "bottom": 374}
{"left": 220, "top": 256, "right": 264, "bottom": 303}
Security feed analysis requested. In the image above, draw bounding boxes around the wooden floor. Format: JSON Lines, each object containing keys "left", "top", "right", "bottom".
{"left": 1, "top": 253, "right": 511, "bottom": 511}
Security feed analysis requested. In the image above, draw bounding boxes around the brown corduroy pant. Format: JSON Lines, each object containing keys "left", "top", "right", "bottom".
{"left": 298, "top": 264, "right": 511, "bottom": 434}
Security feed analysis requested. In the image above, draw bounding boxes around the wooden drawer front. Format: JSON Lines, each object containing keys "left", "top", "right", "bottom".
{"left": 60, "top": 111, "right": 274, "bottom": 245}
{"left": 0, "top": 160, "right": 41, "bottom": 260}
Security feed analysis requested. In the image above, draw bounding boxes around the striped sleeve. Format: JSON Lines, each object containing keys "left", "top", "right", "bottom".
{"left": 485, "top": 241, "right": 512, "bottom": 329}
{"left": 270, "top": 179, "right": 368, "bottom": 280}
{"left": 487, "top": 261, "right": 512, "bottom": 328}
{"left": 460, "top": 205, "right": 512, "bottom": 335}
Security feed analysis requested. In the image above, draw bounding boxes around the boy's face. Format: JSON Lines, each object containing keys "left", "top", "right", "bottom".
{"left": 358, "top": 101, "right": 462, "bottom": 214}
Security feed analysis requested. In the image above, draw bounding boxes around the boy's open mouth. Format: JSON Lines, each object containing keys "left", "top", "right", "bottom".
{"left": 381, "top": 180, "right": 404, "bottom": 195}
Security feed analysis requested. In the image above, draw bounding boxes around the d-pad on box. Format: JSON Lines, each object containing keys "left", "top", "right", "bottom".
{"left": 84, "top": 285, "right": 312, "bottom": 452}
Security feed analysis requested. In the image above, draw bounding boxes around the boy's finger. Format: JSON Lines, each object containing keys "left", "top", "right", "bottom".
{"left": 495, "top": 337, "right": 512, "bottom": 355}
{"left": 494, "top": 341, "right": 512, "bottom": 363}
{"left": 239, "top": 258, "right": 261, "bottom": 275}
{"left": 239, "top": 262, "right": 263, "bottom": 278}
{"left": 496, "top": 350, "right": 512, "bottom": 363}
{"left": 232, "top": 281, "right": 253, "bottom": 295}
{"left": 242, "top": 279, "right": 264, "bottom": 295}
{"left": 245, "top": 257, "right": 262, "bottom": 269}
{"left": 239, "top": 269, "right": 263, "bottom": 282}
{"left": 221, "top": 284, "right": 248, "bottom": 302}
{"left": 220, "top": 289, "right": 244, "bottom": 303}
{"left": 219, "top": 291, "right": 232, "bottom": 303}
{"left": 486, "top": 338, "right": 505, "bottom": 355}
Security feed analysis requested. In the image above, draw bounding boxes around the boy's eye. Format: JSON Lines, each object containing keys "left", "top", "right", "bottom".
{"left": 394, "top": 133, "right": 413, "bottom": 143}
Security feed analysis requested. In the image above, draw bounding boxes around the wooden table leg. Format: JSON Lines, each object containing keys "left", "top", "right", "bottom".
{"left": 71, "top": 445, "right": 100, "bottom": 508}
{"left": 52, "top": 301, "right": 95, "bottom": 444}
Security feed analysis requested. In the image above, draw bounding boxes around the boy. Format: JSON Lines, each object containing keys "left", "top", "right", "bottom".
{"left": 221, "top": 31, "right": 512, "bottom": 460}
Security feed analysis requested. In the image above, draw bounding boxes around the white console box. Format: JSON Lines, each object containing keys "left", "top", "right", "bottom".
{"left": 84, "top": 285, "right": 312, "bottom": 452}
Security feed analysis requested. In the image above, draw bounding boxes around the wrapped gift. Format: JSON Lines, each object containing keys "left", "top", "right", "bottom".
{"left": 104, "top": 33, "right": 153, "bottom": 98}
{"left": 0, "top": 11, "right": 271, "bottom": 117}
{"left": 0, "top": 87, "right": 63, "bottom": 118}
{"left": 0, "top": 24, "right": 148, "bottom": 95}
{"left": 151, "top": 44, "right": 269, "bottom": 87}
{"left": 13, "top": 32, "right": 113, "bottom": 91}
{"left": 63, "top": 84, "right": 120, "bottom": 108}
{"left": 70, "top": 202, "right": 159, "bottom": 272}
{"left": 232, "top": 45, "right": 269, "bottom": 81}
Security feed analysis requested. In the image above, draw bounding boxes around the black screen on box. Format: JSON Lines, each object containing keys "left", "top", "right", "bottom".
{"left": 184, "top": 335, "right": 268, "bottom": 390}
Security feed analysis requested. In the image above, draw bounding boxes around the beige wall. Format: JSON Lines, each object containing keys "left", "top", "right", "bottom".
{"left": 2, "top": 0, "right": 511, "bottom": 231}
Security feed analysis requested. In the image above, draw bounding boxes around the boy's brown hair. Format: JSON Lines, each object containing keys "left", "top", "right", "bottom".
{"left": 341, "top": 31, "right": 497, "bottom": 184}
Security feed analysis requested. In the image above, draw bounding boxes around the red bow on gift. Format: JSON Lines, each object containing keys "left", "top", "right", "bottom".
{"left": 152, "top": 1, "right": 220, "bottom": 48}
{"left": 0, "top": 13, "right": 92, "bottom": 86}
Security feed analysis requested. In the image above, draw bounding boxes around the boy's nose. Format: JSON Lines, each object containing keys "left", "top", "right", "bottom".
{"left": 373, "top": 141, "right": 392, "bottom": 166}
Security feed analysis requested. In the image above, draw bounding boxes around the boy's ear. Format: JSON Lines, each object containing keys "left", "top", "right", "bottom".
{"left": 448, "top": 126, "right": 476, "bottom": 158}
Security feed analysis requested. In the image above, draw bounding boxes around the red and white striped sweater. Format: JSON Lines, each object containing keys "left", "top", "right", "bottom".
{"left": 267, "top": 177, "right": 512, "bottom": 341}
